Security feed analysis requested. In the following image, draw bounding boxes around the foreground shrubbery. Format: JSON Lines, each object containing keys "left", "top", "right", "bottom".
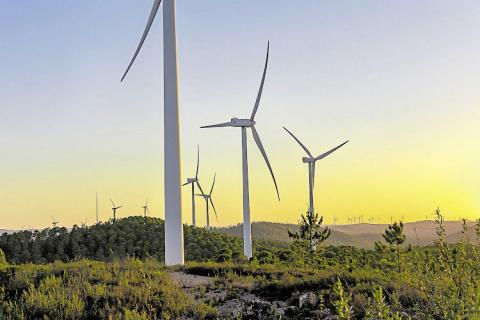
{"left": 0, "top": 259, "right": 216, "bottom": 319}
{"left": 1, "top": 211, "right": 480, "bottom": 319}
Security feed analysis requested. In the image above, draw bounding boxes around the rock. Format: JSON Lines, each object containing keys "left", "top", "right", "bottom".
{"left": 299, "top": 291, "right": 318, "bottom": 308}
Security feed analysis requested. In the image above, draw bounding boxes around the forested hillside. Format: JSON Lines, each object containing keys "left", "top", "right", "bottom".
{"left": 0, "top": 217, "right": 284, "bottom": 264}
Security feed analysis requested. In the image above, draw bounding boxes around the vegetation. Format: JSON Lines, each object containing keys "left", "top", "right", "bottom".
{"left": 0, "top": 248, "right": 7, "bottom": 268}
{"left": 0, "top": 209, "right": 479, "bottom": 319}
{"left": 0, "top": 217, "right": 282, "bottom": 265}
{"left": 375, "top": 222, "right": 408, "bottom": 272}
{"left": 0, "top": 259, "right": 216, "bottom": 319}
{"left": 288, "top": 211, "right": 330, "bottom": 266}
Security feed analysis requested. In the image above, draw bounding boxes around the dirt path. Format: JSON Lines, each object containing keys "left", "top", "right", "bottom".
{"left": 168, "top": 271, "right": 213, "bottom": 289}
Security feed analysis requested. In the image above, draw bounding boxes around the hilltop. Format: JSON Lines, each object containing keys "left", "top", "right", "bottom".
{"left": 214, "top": 220, "right": 476, "bottom": 248}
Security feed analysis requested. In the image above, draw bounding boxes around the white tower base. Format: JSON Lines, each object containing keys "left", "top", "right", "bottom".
{"left": 241, "top": 127, "right": 253, "bottom": 259}
{"left": 163, "top": 0, "right": 184, "bottom": 266}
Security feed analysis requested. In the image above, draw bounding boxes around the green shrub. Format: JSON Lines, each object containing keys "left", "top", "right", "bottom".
{"left": 0, "top": 248, "right": 6, "bottom": 266}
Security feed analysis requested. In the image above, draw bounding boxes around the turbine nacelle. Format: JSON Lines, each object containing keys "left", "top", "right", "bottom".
{"left": 302, "top": 157, "right": 317, "bottom": 164}
{"left": 231, "top": 118, "right": 255, "bottom": 127}
{"left": 186, "top": 177, "right": 198, "bottom": 183}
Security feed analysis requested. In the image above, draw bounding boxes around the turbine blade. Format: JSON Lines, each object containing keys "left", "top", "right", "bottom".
{"left": 314, "top": 140, "right": 349, "bottom": 161}
{"left": 195, "top": 145, "right": 200, "bottom": 178}
{"left": 110, "top": 198, "right": 115, "bottom": 207}
{"left": 196, "top": 181, "right": 205, "bottom": 195}
{"left": 121, "top": 0, "right": 162, "bottom": 82}
{"left": 250, "top": 42, "right": 269, "bottom": 121}
{"left": 251, "top": 126, "right": 280, "bottom": 201}
{"left": 182, "top": 181, "right": 191, "bottom": 186}
{"left": 201, "top": 121, "right": 233, "bottom": 128}
{"left": 210, "top": 198, "right": 218, "bottom": 221}
{"left": 283, "top": 127, "right": 313, "bottom": 157}
{"left": 209, "top": 174, "right": 216, "bottom": 196}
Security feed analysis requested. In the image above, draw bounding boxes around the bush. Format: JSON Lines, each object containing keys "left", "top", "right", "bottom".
{"left": 0, "top": 248, "right": 6, "bottom": 266}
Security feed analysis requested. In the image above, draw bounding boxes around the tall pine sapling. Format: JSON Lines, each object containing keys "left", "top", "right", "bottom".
{"left": 382, "top": 221, "right": 406, "bottom": 272}
{"left": 288, "top": 210, "right": 330, "bottom": 267}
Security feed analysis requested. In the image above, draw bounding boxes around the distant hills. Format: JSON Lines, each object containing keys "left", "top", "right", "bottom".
{"left": 1, "top": 219, "right": 475, "bottom": 249}
{"left": 214, "top": 220, "right": 476, "bottom": 248}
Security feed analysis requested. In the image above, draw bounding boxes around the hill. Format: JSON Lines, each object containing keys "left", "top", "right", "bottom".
{"left": 214, "top": 220, "right": 476, "bottom": 248}
{"left": 0, "top": 217, "right": 285, "bottom": 264}
{"left": 0, "top": 229, "right": 16, "bottom": 235}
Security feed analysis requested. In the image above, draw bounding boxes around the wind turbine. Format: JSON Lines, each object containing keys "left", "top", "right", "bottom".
{"left": 201, "top": 43, "right": 280, "bottom": 259}
{"left": 110, "top": 199, "right": 122, "bottom": 222}
{"left": 51, "top": 216, "right": 60, "bottom": 228}
{"left": 182, "top": 146, "right": 204, "bottom": 227}
{"left": 142, "top": 198, "right": 149, "bottom": 218}
{"left": 196, "top": 174, "right": 218, "bottom": 229}
{"left": 121, "top": 0, "right": 183, "bottom": 265}
{"left": 283, "top": 127, "right": 348, "bottom": 216}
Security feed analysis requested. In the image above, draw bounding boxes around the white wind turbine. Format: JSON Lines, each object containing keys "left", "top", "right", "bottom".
{"left": 142, "top": 198, "right": 149, "bottom": 218}
{"left": 201, "top": 43, "right": 280, "bottom": 259}
{"left": 110, "top": 199, "right": 122, "bottom": 223}
{"left": 121, "top": 0, "right": 184, "bottom": 265}
{"left": 182, "top": 146, "right": 204, "bottom": 227}
{"left": 283, "top": 127, "right": 348, "bottom": 215}
{"left": 195, "top": 174, "right": 218, "bottom": 229}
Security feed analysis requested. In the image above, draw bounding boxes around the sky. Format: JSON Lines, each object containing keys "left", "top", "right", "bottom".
{"left": 0, "top": 1, "right": 479, "bottom": 229}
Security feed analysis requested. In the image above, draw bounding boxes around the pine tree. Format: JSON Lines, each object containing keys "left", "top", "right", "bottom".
{"left": 288, "top": 211, "right": 330, "bottom": 267}
{"left": 382, "top": 221, "right": 406, "bottom": 272}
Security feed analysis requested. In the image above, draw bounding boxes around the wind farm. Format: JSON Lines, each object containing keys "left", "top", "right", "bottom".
{"left": 1, "top": 1, "right": 480, "bottom": 318}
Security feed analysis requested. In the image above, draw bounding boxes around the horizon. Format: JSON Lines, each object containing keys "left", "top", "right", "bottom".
{"left": 1, "top": 216, "right": 475, "bottom": 232}
{"left": 1, "top": 1, "right": 479, "bottom": 229}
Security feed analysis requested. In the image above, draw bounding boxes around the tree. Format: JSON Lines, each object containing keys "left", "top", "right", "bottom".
{"left": 0, "top": 248, "right": 6, "bottom": 266}
{"left": 288, "top": 211, "right": 330, "bottom": 267}
{"left": 381, "top": 221, "right": 406, "bottom": 272}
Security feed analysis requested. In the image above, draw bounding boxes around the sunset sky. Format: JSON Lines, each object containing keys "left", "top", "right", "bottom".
{"left": 1, "top": 1, "right": 479, "bottom": 229}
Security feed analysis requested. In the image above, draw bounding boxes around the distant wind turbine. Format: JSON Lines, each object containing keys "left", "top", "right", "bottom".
{"left": 283, "top": 127, "right": 348, "bottom": 215}
{"left": 201, "top": 43, "right": 280, "bottom": 258}
{"left": 142, "top": 198, "right": 149, "bottom": 218}
{"left": 196, "top": 174, "right": 218, "bottom": 229}
{"left": 121, "top": 0, "right": 184, "bottom": 265}
{"left": 182, "top": 146, "right": 204, "bottom": 226}
{"left": 110, "top": 199, "right": 122, "bottom": 222}
{"left": 51, "top": 216, "right": 60, "bottom": 228}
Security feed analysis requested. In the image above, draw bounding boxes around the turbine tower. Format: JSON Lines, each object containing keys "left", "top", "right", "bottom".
{"left": 110, "top": 199, "right": 122, "bottom": 223}
{"left": 196, "top": 174, "right": 218, "bottom": 229}
{"left": 142, "top": 198, "right": 149, "bottom": 218}
{"left": 121, "top": 0, "right": 183, "bottom": 265}
{"left": 201, "top": 43, "right": 280, "bottom": 259}
{"left": 182, "top": 146, "right": 204, "bottom": 226}
{"left": 96, "top": 192, "right": 99, "bottom": 224}
{"left": 283, "top": 127, "right": 348, "bottom": 215}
